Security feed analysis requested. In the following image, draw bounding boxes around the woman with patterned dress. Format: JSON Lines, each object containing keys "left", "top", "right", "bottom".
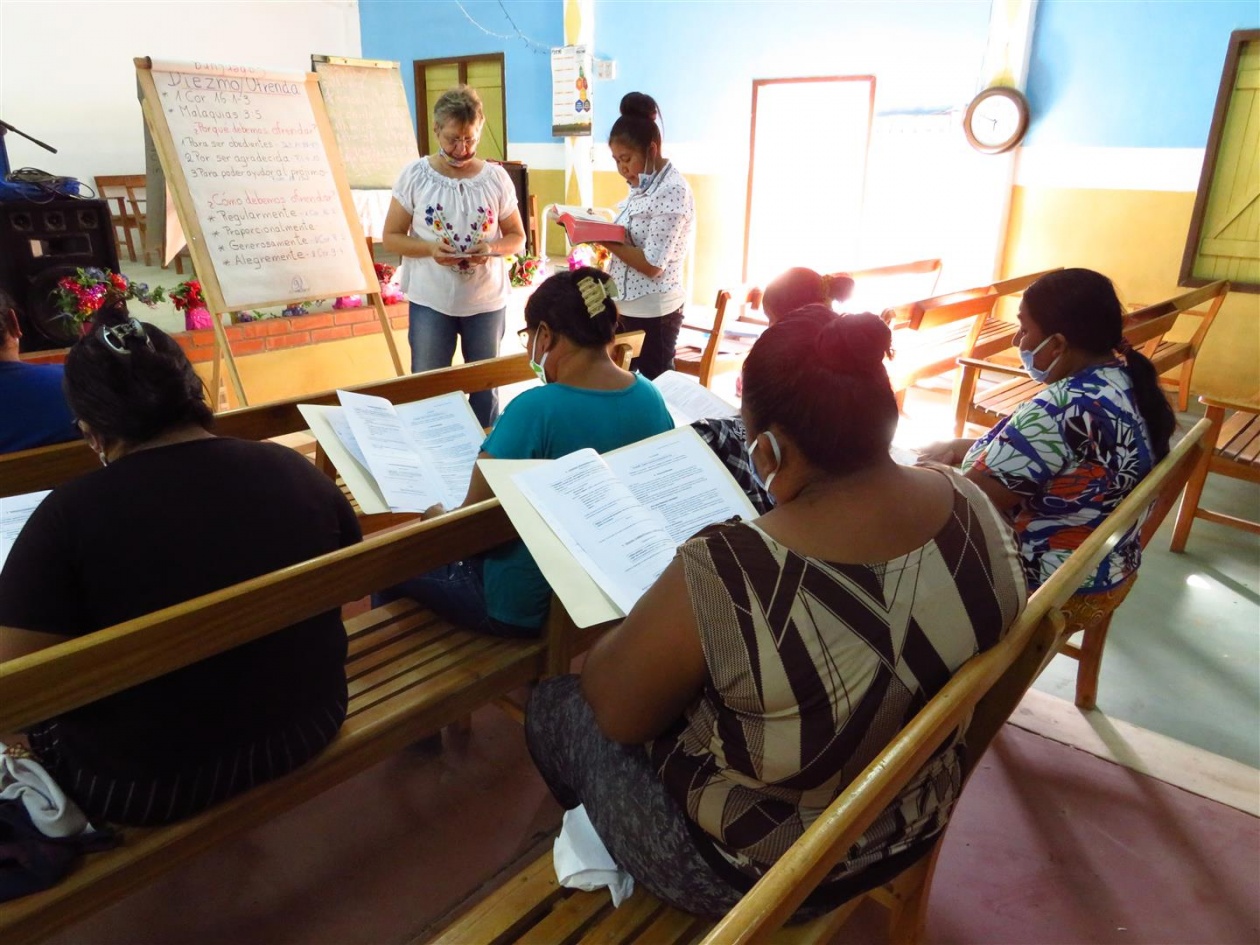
{"left": 525, "top": 306, "right": 1026, "bottom": 919}
{"left": 383, "top": 86, "right": 526, "bottom": 427}
{"left": 920, "top": 268, "right": 1176, "bottom": 641}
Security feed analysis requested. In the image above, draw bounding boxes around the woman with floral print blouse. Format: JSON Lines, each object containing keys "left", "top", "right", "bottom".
{"left": 383, "top": 86, "right": 525, "bottom": 426}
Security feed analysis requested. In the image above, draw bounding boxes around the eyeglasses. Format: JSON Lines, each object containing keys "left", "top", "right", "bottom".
{"left": 438, "top": 130, "right": 480, "bottom": 149}
{"left": 517, "top": 328, "right": 532, "bottom": 349}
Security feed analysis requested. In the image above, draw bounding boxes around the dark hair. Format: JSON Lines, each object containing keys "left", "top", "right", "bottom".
{"left": 524, "top": 267, "right": 619, "bottom": 347}
{"left": 0, "top": 288, "right": 17, "bottom": 344}
{"left": 743, "top": 306, "right": 897, "bottom": 477}
{"left": 608, "top": 92, "right": 663, "bottom": 154}
{"left": 762, "top": 268, "right": 856, "bottom": 323}
{"left": 1023, "top": 268, "right": 1175, "bottom": 459}
{"left": 63, "top": 300, "right": 213, "bottom": 444}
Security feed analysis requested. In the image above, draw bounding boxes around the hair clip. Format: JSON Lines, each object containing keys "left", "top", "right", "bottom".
{"left": 101, "top": 318, "right": 154, "bottom": 355}
{"left": 577, "top": 275, "right": 617, "bottom": 318}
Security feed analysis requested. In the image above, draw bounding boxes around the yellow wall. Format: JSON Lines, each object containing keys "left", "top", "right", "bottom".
{"left": 193, "top": 330, "right": 408, "bottom": 408}
{"left": 1004, "top": 185, "right": 1260, "bottom": 401}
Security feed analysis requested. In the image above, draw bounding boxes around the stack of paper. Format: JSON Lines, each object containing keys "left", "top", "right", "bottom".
{"left": 0, "top": 491, "right": 50, "bottom": 573}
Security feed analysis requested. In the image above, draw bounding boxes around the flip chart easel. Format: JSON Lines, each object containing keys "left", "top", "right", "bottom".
{"left": 135, "top": 57, "right": 404, "bottom": 408}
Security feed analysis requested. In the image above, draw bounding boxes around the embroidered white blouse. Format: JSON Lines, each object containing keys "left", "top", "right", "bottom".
{"left": 391, "top": 159, "right": 518, "bottom": 317}
{"left": 610, "top": 161, "right": 695, "bottom": 317}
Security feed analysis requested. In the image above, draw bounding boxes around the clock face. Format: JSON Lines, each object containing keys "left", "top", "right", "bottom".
{"left": 964, "top": 88, "right": 1030, "bottom": 154}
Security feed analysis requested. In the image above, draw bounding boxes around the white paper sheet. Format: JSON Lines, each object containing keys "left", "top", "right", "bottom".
{"left": 336, "top": 390, "right": 447, "bottom": 512}
{"left": 394, "top": 392, "right": 486, "bottom": 508}
{"left": 498, "top": 427, "right": 759, "bottom": 622}
{"left": 651, "top": 370, "right": 739, "bottom": 426}
{"left": 0, "top": 491, "right": 50, "bottom": 573}
{"left": 296, "top": 403, "right": 389, "bottom": 514}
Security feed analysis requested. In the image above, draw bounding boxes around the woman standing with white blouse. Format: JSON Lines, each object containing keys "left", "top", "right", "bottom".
{"left": 598, "top": 92, "right": 695, "bottom": 379}
{"left": 383, "top": 86, "right": 526, "bottom": 426}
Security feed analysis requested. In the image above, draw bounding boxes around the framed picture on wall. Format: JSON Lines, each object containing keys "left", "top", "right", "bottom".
{"left": 1180, "top": 29, "right": 1260, "bottom": 293}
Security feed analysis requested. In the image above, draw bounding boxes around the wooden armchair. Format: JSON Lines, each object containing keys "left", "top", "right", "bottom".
{"left": 951, "top": 281, "right": 1229, "bottom": 437}
{"left": 675, "top": 286, "right": 763, "bottom": 388}
{"left": 94, "top": 175, "right": 145, "bottom": 264}
{"left": 1170, "top": 395, "right": 1260, "bottom": 550}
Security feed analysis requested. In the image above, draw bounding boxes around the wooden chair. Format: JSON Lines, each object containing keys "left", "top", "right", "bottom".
{"left": 951, "top": 282, "right": 1229, "bottom": 437}
{"left": 1170, "top": 395, "right": 1260, "bottom": 551}
{"left": 674, "top": 286, "right": 762, "bottom": 388}
{"left": 93, "top": 175, "right": 145, "bottom": 264}
{"left": 842, "top": 258, "right": 943, "bottom": 315}
{"left": 429, "top": 418, "right": 1212, "bottom": 945}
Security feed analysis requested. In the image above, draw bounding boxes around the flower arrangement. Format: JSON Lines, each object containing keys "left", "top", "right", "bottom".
{"left": 375, "top": 262, "right": 405, "bottom": 304}
{"left": 51, "top": 268, "right": 164, "bottom": 330}
{"left": 566, "top": 243, "right": 611, "bottom": 272}
{"left": 506, "top": 255, "right": 542, "bottom": 288}
{"left": 168, "top": 279, "right": 215, "bottom": 330}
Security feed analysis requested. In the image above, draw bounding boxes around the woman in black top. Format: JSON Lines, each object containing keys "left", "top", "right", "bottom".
{"left": 0, "top": 304, "right": 361, "bottom": 826}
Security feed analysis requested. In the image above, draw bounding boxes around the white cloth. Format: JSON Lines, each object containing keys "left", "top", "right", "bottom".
{"left": 610, "top": 161, "right": 694, "bottom": 311}
{"left": 391, "top": 158, "right": 518, "bottom": 316}
{"left": 0, "top": 742, "right": 94, "bottom": 839}
{"left": 553, "top": 804, "right": 635, "bottom": 907}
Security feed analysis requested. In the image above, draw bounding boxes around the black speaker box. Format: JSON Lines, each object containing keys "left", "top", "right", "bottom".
{"left": 0, "top": 197, "right": 120, "bottom": 352}
{"left": 493, "top": 161, "right": 533, "bottom": 255}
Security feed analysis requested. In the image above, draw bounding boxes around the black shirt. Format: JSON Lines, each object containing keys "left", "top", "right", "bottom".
{"left": 0, "top": 437, "right": 362, "bottom": 779}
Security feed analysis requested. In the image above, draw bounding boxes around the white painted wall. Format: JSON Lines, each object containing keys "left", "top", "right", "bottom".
{"left": 0, "top": 0, "right": 361, "bottom": 188}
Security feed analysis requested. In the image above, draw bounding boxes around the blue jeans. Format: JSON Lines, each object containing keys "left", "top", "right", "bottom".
{"left": 408, "top": 302, "right": 505, "bottom": 427}
{"left": 374, "top": 558, "right": 539, "bottom": 639}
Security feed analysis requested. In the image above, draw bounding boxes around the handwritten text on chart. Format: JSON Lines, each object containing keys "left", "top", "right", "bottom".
{"left": 154, "top": 66, "right": 367, "bottom": 307}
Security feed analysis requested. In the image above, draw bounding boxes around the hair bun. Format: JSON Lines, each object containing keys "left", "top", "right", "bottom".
{"left": 819, "top": 312, "right": 892, "bottom": 370}
{"left": 619, "top": 92, "right": 659, "bottom": 122}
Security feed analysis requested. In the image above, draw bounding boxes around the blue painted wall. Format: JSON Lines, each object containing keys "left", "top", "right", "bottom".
{"left": 358, "top": 0, "right": 562, "bottom": 142}
{"left": 1025, "top": 0, "right": 1259, "bottom": 148}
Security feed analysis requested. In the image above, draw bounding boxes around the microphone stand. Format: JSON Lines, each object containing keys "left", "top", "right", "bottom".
{"left": 0, "top": 119, "right": 58, "bottom": 180}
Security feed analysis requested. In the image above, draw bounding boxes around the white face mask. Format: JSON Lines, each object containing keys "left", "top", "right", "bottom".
{"left": 746, "top": 430, "right": 781, "bottom": 503}
{"left": 635, "top": 150, "right": 660, "bottom": 191}
{"left": 530, "top": 330, "right": 550, "bottom": 385}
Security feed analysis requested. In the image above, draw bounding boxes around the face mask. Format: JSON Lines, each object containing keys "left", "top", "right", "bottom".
{"left": 438, "top": 147, "right": 475, "bottom": 168}
{"left": 635, "top": 151, "right": 659, "bottom": 190}
{"left": 530, "top": 330, "right": 550, "bottom": 385}
{"left": 746, "top": 430, "right": 781, "bottom": 503}
{"left": 1019, "top": 335, "right": 1060, "bottom": 384}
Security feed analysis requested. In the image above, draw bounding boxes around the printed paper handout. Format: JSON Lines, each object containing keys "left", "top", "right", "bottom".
{"left": 0, "top": 491, "right": 50, "bottom": 573}
{"left": 650, "top": 370, "right": 740, "bottom": 426}
{"left": 478, "top": 427, "right": 758, "bottom": 626}
{"left": 297, "top": 390, "right": 485, "bottom": 514}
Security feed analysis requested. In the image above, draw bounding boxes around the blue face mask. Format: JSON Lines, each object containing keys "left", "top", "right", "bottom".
{"left": 1020, "top": 335, "right": 1060, "bottom": 384}
{"left": 746, "top": 430, "right": 781, "bottom": 504}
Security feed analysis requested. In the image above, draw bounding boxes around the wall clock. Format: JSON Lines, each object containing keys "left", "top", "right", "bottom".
{"left": 963, "top": 87, "right": 1030, "bottom": 154}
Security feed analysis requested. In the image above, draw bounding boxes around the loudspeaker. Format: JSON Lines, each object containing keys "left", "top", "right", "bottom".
{"left": 0, "top": 197, "right": 120, "bottom": 352}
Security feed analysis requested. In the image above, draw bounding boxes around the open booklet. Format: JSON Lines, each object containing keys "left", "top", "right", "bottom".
{"left": 297, "top": 390, "right": 485, "bottom": 514}
{"left": 650, "top": 370, "right": 739, "bottom": 426}
{"left": 1, "top": 491, "right": 50, "bottom": 573}
{"left": 548, "top": 204, "right": 626, "bottom": 245}
{"left": 478, "top": 426, "right": 758, "bottom": 627}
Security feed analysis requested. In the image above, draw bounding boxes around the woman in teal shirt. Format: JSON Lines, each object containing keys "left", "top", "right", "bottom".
{"left": 381, "top": 267, "right": 674, "bottom": 636}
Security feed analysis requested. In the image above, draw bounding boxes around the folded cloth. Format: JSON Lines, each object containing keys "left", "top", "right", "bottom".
{"left": 553, "top": 805, "right": 634, "bottom": 907}
{"left": 0, "top": 742, "right": 93, "bottom": 839}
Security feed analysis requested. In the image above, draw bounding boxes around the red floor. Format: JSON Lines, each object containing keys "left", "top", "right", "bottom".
{"left": 41, "top": 700, "right": 1260, "bottom": 945}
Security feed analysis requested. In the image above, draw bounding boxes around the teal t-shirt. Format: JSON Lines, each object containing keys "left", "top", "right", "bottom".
{"left": 481, "top": 375, "right": 674, "bottom": 627}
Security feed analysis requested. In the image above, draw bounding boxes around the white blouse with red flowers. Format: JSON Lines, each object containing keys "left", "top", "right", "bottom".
{"left": 391, "top": 158, "right": 518, "bottom": 317}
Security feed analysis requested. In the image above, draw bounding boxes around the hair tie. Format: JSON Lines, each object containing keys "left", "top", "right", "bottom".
{"left": 101, "top": 318, "right": 154, "bottom": 355}
{"left": 577, "top": 275, "right": 617, "bottom": 317}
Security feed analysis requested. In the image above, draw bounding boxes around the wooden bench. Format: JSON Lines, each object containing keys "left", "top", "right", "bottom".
{"left": 950, "top": 282, "right": 1229, "bottom": 437}
{"left": 430, "top": 418, "right": 1212, "bottom": 945}
{"left": 0, "top": 501, "right": 546, "bottom": 944}
{"left": 0, "top": 333, "right": 645, "bottom": 500}
{"left": 1170, "top": 394, "right": 1260, "bottom": 550}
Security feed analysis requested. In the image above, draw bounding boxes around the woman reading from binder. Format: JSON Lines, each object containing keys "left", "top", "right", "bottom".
{"left": 378, "top": 267, "right": 673, "bottom": 638}
{"left": 383, "top": 85, "right": 526, "bottom": 427}
{"left": 594, "top": 92, "right": 695, "bottom": 380}
{"left": 524, "top": 306, "right": 1025, "bottom": 919}
{"left": 0, "top": 302, "right": 359, "bottom": 825}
